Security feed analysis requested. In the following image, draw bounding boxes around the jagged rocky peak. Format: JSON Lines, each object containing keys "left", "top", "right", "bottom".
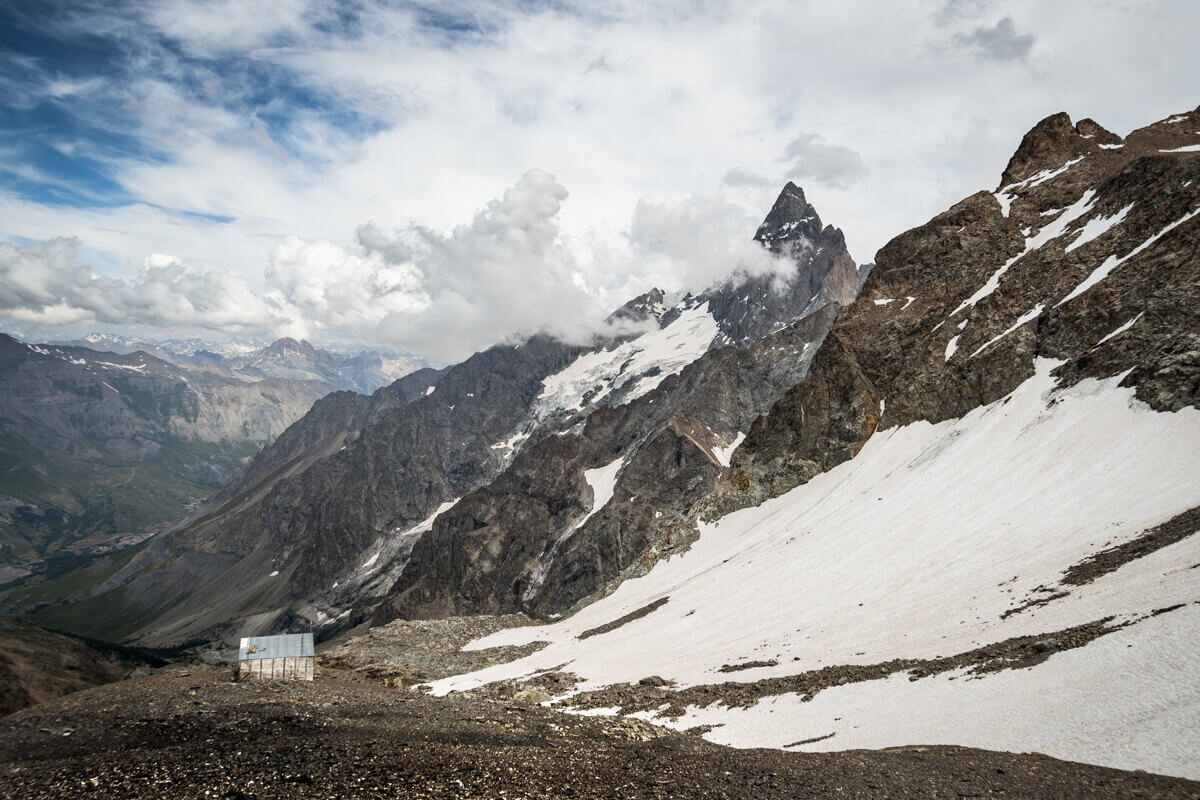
{"left": 606, "top": 287, "right": 671, "bottom": 327}
{"left": 999, "top": 112, "right": 1130, "bottom": 187}
{"left": 1074, "top": 117, "right": 1122, "bottom": 145}
{"left": 704, "top": 182, "right": 859, "bottom": 347}
{"left": 754, "top": 181, "right": 823, "bottom": 245}
{"left": 1001, "top": 112, "right": 1089, "bottom": 186}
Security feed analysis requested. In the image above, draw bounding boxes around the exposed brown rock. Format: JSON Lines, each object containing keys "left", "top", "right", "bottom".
{"left": 1001, "top": 112, "right": 1089, "bottom": 186}
{"left": 578, "top": 597, "right": 669, "bottom": 640}
{"left": 1075, "top": 117, "right": 1123, "bottom": 145}
{"left": 1062, "top": 505, "right": 1200, "bottom": 587}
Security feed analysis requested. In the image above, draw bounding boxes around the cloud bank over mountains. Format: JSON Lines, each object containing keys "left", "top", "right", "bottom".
{"left": 1, "top": 170, "right": 790, "bottom": 359}
{"left": 1, "top": 0, "right": 1197, "bottom": 358}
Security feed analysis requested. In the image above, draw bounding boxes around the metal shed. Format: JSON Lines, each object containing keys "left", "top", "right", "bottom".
{"left": 237, "top": 633, "right": 314, "bottom": 681}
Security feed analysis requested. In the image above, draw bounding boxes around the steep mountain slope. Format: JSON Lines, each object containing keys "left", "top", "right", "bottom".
{"left": 0, "top": 336, "right": 334, "bottom": 580}
{"left": 51, "top": 184, "right": 858, "bottom": 645}
{"left": 95, "top": 335, "right": 590, "bottom": 644}
{"left": 429, "top": 108, "right": 1200, "bottom": 780}
{"left": 379, "top": 304, "right": 840, "bottom": 623}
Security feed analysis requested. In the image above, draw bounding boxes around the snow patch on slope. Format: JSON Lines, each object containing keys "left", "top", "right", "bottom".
{"left": 994, "top": 191, "right": 1013, "bottom": 218}
{"left": 1094, "top": 313, "right": 1144, "bottom": 348}
{"left": 1065, "top": 203, "right": 1134, "bottom": 252}
{"left": 679, "top": 605, "right": 1200, "bottom": 778}
{"left": 953, "top": 190, "right": 1096, "bottom": 315}
{"left": 403, "top": 498, "right": 460, "bottom": 537}
{"left": 713, "top": 433, "right": 746, "bottom": 468}
{"left": 1058, "top": 207, "right": 1200, "bottom": 306}
{"left": 521, "top": 455, "right": 627, "bottom": 603}
{"left": 573, "top": 456, "right": 626, "bottom": 533}
{"left": 970, "top": 304, "right": 1044, "bottom": 357}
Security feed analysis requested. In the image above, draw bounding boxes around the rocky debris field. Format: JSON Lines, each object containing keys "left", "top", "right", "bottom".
{"left": 2, "top": 665, "right": 1198, "bottom": 799}
{"left": 320, "top": 614, "right": 544, "bottom": 688}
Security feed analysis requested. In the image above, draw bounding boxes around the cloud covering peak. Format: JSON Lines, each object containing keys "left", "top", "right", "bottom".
{"left": 2, "top": 170, "right": 792, "bottom": 360}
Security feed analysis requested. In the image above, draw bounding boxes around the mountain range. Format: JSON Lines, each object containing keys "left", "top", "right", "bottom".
{"left": 63, "top": 334, "right": 432, "bottom": 395}
{"left": 430, "top": 107, "right": 1200, "bottom": 778}
{"left": 0, "top": 334, "right": 435, "bottom": 586}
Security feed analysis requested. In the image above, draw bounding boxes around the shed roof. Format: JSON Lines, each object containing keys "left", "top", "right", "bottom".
{"left": 238, "top": 633, "right": 314, "bottom": 660}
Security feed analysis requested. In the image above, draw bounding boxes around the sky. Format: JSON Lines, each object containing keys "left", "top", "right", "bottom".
{"left": 0, "top": 0, "right": 1196, "bottom": 361}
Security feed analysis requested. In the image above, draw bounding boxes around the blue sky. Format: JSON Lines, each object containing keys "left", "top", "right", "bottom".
{"left": 0, "top": 1, "right": 380, "bottom": 211}
{"left": 1, "top": 0, "right": 1197, "bottom": 359}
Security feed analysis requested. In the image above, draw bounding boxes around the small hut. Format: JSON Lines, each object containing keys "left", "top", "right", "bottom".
{"left": 237, "top": 633, "right": 314, "bottom": 681}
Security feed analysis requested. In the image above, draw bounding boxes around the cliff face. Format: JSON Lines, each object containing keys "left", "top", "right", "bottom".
{"left": 379, "top": 303, "right": 840, "bottom": 623}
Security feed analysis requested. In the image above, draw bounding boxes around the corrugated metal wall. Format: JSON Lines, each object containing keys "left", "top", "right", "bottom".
{"left": 237, "top": 656, "right": 314, "bottom": 681}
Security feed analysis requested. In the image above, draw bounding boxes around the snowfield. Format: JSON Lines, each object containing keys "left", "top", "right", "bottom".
{"left": 432, "top": 359, "right": 1200, "bottom": 779}
{"left": 572, "top": 456, "right": 626, "bottom": 533}
{"left": 535, "top": 303, "right": 718, "bottom": 416}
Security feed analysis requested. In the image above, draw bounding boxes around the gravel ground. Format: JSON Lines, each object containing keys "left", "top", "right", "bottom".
{"left": 321, "top": 614, "right": 544, "bottom": 687}
{"left": 1, "top": 665, "right": 1197, "bottom": 799}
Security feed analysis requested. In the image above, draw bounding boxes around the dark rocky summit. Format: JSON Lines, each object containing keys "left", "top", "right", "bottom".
{"left": 705, "top": 181, "right": 860, "bottom": 347}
